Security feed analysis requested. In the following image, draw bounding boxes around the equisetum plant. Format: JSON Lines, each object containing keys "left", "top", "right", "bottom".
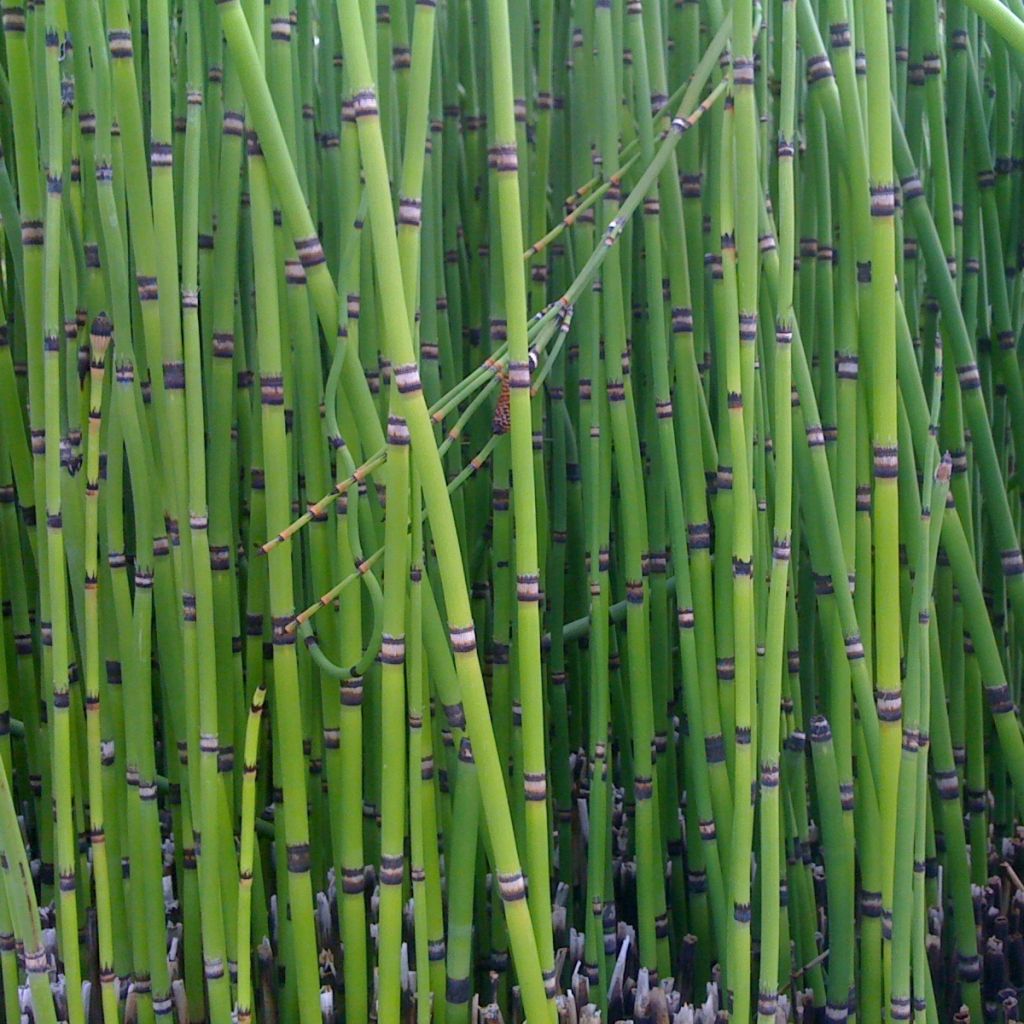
{"left": 3, "top": 0, "right": 1024, "bottom": 1021}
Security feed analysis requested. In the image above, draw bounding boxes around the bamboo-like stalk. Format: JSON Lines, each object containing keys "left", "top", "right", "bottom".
{"left": 0, "top": 750, "right": 58, "bottom": 1024}
{"left": 38, "top": 17, "right": 88, "bottom": 1024}
{"left": 236, "top": 677, "right": 267, "bottom": 1024}
{"left": 81, "top": 313, "right": 119, "bottom": 1024}
{"left": 484, "top": 0, "right": 557, "bottom": 998}
{"left": 240, "top": 1, "right": 322, "bottom": 1019}
{"left": 757, "top": 0, "right": 796, "bottom": 1014}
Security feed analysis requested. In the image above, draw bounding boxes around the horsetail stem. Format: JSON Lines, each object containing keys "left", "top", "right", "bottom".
{"left": 0, "top": 3, "right": 1023, "bottom": 1023}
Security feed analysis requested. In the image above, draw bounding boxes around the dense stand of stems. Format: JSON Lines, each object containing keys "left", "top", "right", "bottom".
{"left": 3, "top": 2, "right": 1024, "bottom": 1023}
